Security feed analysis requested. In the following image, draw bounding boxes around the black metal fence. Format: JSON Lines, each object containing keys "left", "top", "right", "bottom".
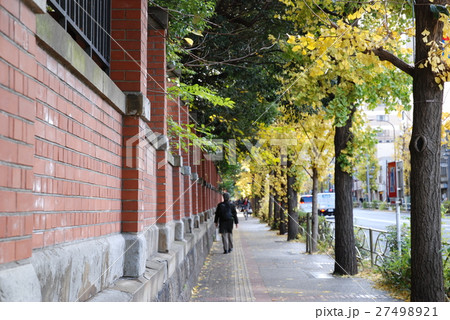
{"left": 48, "top": 0, "right": 111, "bottom": 73}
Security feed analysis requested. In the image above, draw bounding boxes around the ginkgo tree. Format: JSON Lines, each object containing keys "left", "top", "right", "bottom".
{"left": 235, "top": 122, "right": 306, "bottom": 238}
{"left": 282, "top": 108, "right": 335, "bottom": 252}
{"left": 251, "top": 124, "right": 294, "bottom": 235}
{"left": 279, "top": 0, "right": 448, "bottom": 301}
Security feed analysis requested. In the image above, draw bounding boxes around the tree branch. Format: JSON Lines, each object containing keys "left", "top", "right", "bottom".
{"left": 370, "top": 47, "right": 414, "bottom": 77}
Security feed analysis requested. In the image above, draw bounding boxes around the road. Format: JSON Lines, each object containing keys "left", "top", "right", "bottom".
{"left": 325, "top": 208, "right": 450, "bottom": 243}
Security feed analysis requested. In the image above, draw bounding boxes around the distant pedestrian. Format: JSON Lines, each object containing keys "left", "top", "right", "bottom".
{"left": 214, "top": 192, "right": 238, "bottom": 254}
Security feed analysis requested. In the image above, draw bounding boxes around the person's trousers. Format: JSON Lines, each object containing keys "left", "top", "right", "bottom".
{"left": 221, "top": 232, "right": 233, "bottom": 252}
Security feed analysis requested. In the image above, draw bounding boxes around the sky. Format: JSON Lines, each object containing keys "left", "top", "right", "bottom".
{"left": 445, "top": 83, "right": 450, "bottom": 113}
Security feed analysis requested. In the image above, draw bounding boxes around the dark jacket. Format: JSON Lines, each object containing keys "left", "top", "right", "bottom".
{"left": 214, "top": 201, "right": 238, "bottom": 233}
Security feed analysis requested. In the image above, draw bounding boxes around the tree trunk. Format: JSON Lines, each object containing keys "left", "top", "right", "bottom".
{"left": 311, "top": 167, "right": 319, "bottom": 252}
{"left": 253, "top": 196, "right": 260, "bottom": 215}
{"left": 268, "top": 192, "right": 273, "bottom": 224}
{"left": 272, "top": 194, "right": 280, "bottom": 230}
{"left": 410, "top": 1, "right": 445, "bottom": 301}
{"left": 279, "top": 198, "right": 287, "bottom": 235}
{"left": 287, "top": 160, "right": 299, "bottom": 240}
{"left": 279, "top": 169, "right": 287, "bottom": 235}
{"left": 334, "top": 107, "right": 358, "bottom": 276}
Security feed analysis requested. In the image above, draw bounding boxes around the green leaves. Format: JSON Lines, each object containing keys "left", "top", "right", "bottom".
{"left": 167, "top": 82, "right": 235, "bottom": 108}
{"left": 167, "top": 116, "right": 223, "bottom": 154}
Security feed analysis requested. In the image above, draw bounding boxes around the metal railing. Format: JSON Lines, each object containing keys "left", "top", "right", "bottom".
{"left": 48, "top": 0, "right": 111, "bottom": 73}
{"left": 320, "top": 220, "right": 449, "bottom": 268}
{"left": 317, "top": 219, "right": 391, "bottom": 268}
{"left": 353, "top": 225, "right": 391, "bottom": 267}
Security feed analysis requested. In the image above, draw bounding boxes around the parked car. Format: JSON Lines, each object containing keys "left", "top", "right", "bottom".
{"left": 317, "top": 192, "right": 335, "bottom": 216}
{"left": 299, "top": 195, "right": 313, "bottom": 213}
{"left": 299, "top": 193, "right": 335, "bottom": 216}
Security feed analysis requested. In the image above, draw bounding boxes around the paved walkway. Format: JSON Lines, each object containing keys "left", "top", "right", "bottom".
{"left": 190, "top": 213, "right": 398, "bottom": 302}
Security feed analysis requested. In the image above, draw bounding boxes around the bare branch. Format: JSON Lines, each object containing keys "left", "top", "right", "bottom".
{"left": 370, "top": 47, "right": 415, "bottom": 77}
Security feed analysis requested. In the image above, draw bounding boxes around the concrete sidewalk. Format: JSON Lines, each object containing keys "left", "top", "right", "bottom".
{"left": 190, "top": 214, "right": 398, "bottom": 302}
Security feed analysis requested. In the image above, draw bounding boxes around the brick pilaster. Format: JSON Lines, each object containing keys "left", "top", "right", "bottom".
{"left": 110, "top": 0, "right": 148, "bottom": 94}
{"left": 111, "top": 0, "right": 150, "bottom": 277}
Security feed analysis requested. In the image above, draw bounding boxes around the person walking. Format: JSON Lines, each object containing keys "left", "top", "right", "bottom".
{"left": 214, "top": 192, "right": 239, "bottom": 254}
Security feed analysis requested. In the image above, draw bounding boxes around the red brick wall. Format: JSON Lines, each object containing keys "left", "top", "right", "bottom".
{"left": 147, "top": 26, "right": 167, "bottom": 135}
{"left": 0, "top": 0, "right": 222, "bottom": 268}
{"left": 168, "top": 87, "right": 184, "bottom": 221}
{"left": 0, "top": 1, "right": 37, "bottom": 263}
{"left": 110, "top": 0, "right": 148, "bottom": 93}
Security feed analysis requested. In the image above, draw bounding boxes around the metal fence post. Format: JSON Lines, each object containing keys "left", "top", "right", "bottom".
{"left": 369, "top": 229, "right": 374, "bottom": 267}
{"left": 306, "top": 213, "right": 311, "bottom": 253}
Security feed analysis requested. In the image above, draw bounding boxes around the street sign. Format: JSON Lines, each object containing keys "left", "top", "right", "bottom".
{"left": 388, "top": 161, "right": 397, "bottom": 199}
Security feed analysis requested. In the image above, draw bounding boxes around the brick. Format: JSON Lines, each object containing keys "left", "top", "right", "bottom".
{"left": 0, "top": 62, "right": 8, "bottom": 86}
{"left": 125, "top": 30, "right": 144, "bottom": 41}
{"left": 16, "top": 192, "right": 34, "bottom": 212}
{"left": 26, "top": 76, "right": 37, "bottom": 101}
{"left": 114, "top": 81, "right": 142, "bottom": 92}
{"left": 14, "top": 20, "right": 28, "bottom": 50}
{"left": 19, "top": 2, "right": 36, "bottom": 34}
{"left": 18, "top": 96, "right": 35, "bottom": 122}
{"left": 19, "top": 50, "right": 37, "bottom": 79}
{"left": 32, "top": 232, "right": 44, "bottom": 249}
{"left": 111, "top": 10, "right": 125, "bottom": 19}
{"left": 0, "top": 87, "right": 19, "bottom": 115}
{"left": 0, "top": 0, "right": 19, "bottom": 20}
{"left": 121, "top": 221, "right": 141, "bottom": 233}
{"left": 10, "top": 166, "right": 21, "bottom": 189}
{"left": 24, "top": 214, "right": 33, "bottom": 234}
{"left": 112, "top": 19, "right": 141, "bottom": 30}
{"left": 125, "top": 71, "right": 141, "bottom": 81}
{"left": 0, "top": 240, "right": 15, "bottom": 264}
{"left": 112, "top": 1, "right": 142, "bottom": 9}
{"left": 0, "top": 112, "right": 9, "bottom": 137}
{"left": 17, "top": 144, "right": 33, "bottom": 167}
{"left": 0, "top": 34, "right": 19, "bottom": 67}
{"left": 109, "top": 70, "right": 125, "bottom": 81}
{"left": 63, "top": 228, "right": 74, "bottom": 242}
{"left": 0, "top": 190, "right": 16, "bottom": 212}
{"left": 6, "top": 214, "right": 23, "bottom": 237}
{"left": 121, "top": 211, "right": 141, "bottom": 221}
{"left": 12, "top": 117, "right": 23, "bottom": 141}
{"left": 73, "top": 227, "right": 82, "bottom": 240}
{"left": 43, "top": 230, "right": 55, "bottom": 247}
{"left": 55, "top": 228, "right": 64, "bottom": 244}
{"left": 15, "top": 237, "right": 31, "bottom": 260}
{"left": 111, "top": 30, "right": 126, "bottom": 41}
{"left": 0, "top": 215, "right": 6, "bottom": 238}
{"left": 0, "top": 8, "right": 9, "bottom": 36}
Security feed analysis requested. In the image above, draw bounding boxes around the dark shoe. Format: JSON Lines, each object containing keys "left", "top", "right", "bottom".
{"left": 223, "top": 250, "right": 228, "bottom": 254}
{"left": 228, "top": 248, "right": 232, "bottom": 253}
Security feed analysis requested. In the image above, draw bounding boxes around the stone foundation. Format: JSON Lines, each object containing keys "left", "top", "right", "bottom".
{"left": 0, "top": 219, "right": 214, "bottom": 302}
{"left": 89, "top": 218, "right": 215, "bottom": 302}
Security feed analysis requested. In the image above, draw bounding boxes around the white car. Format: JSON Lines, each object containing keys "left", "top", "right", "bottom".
{"left": 299, "top": 195, "right": 313, "bottom": 213}
{"left": 317, "top": 192, "right": 335, "bottom": 216}
{"left": 299, "top": 193, "right": 335, "bottom": 215}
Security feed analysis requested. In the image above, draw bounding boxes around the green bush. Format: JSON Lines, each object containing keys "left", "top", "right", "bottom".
{"left": 441, "top": 201, "right": 450, "bottom": 218}
{"left": 297, "top": 210, "right": 308, "bottom": 235}
{"left": 378, "top": 202, "right": 388, "bottom": 210}
{"left": 318, "top": 216, "right": 334, "bottom": 250}
{"left": 377, "top": 224, "right": 412, "bottom": 293}
{"left": 443, "top": 244, "right": 450, "bottom": 299}
{"left": 372, "top": 200, "right": 381, "bottom": 209}
{"left": 378, "top": 225, "right": 450, "bottom": 299}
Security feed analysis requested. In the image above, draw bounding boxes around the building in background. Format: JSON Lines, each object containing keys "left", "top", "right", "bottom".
{"left": 356, "top": 105, "right": 412, "bottom": 204}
